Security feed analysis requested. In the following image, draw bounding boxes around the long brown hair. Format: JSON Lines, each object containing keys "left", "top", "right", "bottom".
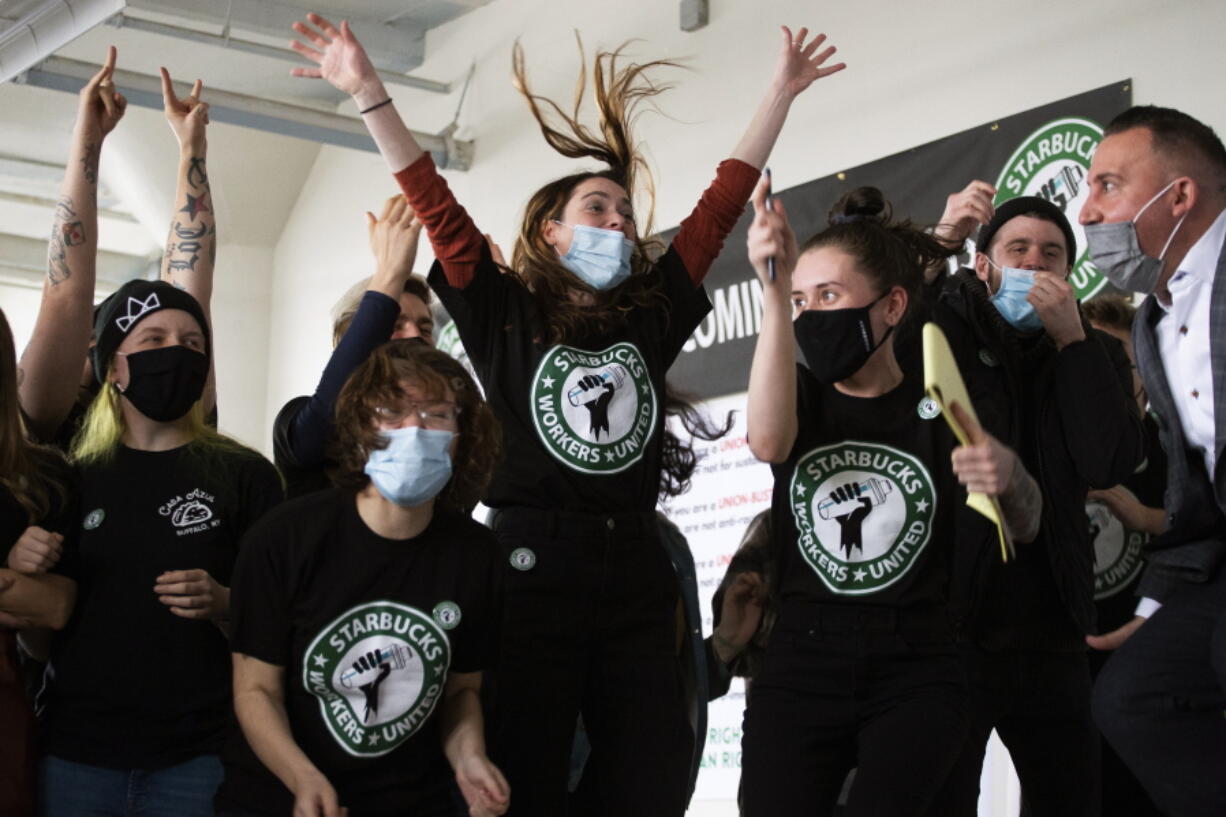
{"left": 0, "top": 307, "right": 69, "bottom": 524}
{"left": 510, "top": 37, "right": 680, "bottom": 343}
{"left": 330, "top": 341, "right": 501, "bottom": 512}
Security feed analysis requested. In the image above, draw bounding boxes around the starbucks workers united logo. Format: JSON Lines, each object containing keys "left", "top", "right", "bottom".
{"left": 303, "top": 601, "right": 451, "bottom": 757}
{"left": 995, "top": 117, "right": 1107, "bottom": 300}
{"left": 790, "top": 441, "right": 937, "bottom": 595}
{"left": 1087, "top": 491, "right": 1148, "bottom": 599}
{"left": 531, "top": 342, "right": 658, "bottom": 475}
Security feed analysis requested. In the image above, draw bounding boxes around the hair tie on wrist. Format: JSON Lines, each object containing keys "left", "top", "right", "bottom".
{"left": 359, "top": 98, "right": 394, "bottom": 115}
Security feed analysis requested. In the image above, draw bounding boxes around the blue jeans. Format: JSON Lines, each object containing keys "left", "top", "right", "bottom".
{"left": 39, "top": 754, "right": 222, "bottom": 817}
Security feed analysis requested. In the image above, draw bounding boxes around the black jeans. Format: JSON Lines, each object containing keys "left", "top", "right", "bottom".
{"left": 486, "top": 508, "right": 691, "bottom": 817}
{"left": 740, "top": 602, "right": 967, "bottom": 817}
{"left": 1093, "top": 564, "right": 1226, "bottom": 817}
{"left": 926, "top": 646, "right": 1099, "bottom": 817}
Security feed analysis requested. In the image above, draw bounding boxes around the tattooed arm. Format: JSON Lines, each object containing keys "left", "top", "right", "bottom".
{"left": 159, "top": 69, "right": 218, "bottom": 414}
{"left": 19, "top": 47, "right": 126, "bottom": 440}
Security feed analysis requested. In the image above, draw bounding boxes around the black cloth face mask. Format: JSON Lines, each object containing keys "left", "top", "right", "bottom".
{"left": 793, "top": 292, "right": 894, "bottom": 384}
{"left": 117, "top": 345, "right": 209, "bottom": 422}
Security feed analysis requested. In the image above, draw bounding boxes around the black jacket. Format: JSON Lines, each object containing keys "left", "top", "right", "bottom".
{"left": 934, "top": 270, "right": 1145, "bottom": 648}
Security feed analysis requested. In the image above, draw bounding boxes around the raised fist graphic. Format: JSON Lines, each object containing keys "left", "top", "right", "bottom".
{"left": 828, "top": 482, "right": 874, "bottom": 557}
{"left": 351, "top": 649, "right": 392, "bottom": 722}
{"left": 574, "top": 373, "right": 616, "bottom": 440}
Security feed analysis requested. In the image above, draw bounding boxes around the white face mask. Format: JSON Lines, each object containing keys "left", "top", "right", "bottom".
{"left": 1084, "top": 179, "right": 1187, "bottom": 294}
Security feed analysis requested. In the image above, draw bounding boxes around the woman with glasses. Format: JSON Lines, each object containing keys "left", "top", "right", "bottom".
{"left": 218, "top": 340, "right": 508, "bottom": 817}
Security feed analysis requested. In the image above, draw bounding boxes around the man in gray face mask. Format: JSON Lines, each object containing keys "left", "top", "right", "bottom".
{"left": 1080, "top": 105, "right": 1226, "bottom": 817}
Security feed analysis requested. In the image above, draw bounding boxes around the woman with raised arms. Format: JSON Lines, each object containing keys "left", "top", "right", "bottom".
{"left": 741, "top": 182, "right": 1043, "bottom": 816}
{"left": 289, "top": 12, "right": 843, "bottom": 814}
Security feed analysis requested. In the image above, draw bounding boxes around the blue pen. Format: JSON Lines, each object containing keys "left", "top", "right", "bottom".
{"left": 765, "top": 167, "right": 776, "bottom": 282}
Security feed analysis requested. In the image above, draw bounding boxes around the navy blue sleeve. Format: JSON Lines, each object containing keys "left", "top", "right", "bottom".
{"left": 283, "top": 291, "right": 400, "bottom": 467}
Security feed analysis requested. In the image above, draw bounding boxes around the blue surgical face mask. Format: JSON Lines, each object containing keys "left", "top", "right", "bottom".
{"left": 364, "top": 426, "right": 454, "bottom": 507}
{"left": 553, "top": 221, "right": 634, "bottom": 290}
{"left": 985, "top": 261, "right": 1043, "bottom": 333}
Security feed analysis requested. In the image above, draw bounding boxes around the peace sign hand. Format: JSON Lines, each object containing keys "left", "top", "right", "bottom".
{"left": 290, "top": 13, "right": 385, "bottom": 107}
{"left": 772, "top": 26, "right": 846, "bottom": 99}
{"left": 160, "top": 68, "right": 209, "bottom": 153}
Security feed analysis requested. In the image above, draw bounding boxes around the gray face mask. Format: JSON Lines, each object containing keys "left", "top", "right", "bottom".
{"left": 1084, "top": 179, "right": 1187, "bottom": 294}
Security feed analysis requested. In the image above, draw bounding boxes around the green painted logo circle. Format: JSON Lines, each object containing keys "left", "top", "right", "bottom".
{"left": 994, "top": 116, "right": 1107, "bottom": 301}
{"left": 530, "top": 342, "right": 658, "bottom": 474}
{"left": 509, "top": 547, "right": 536, "bottom": 571}
{"left": 789, "top": 441, "right": 937, "bottom": 595}
{"left": 432, "top": 601, "right": 462, "bottom": 630}
{"left": 1087, "top": 492, "right": 1148, "bottom": 599}
{"left": 83, "top": 508, "right": 105, "bottom": 530}
{"left": 302, "top": 600, "right": 450, "bottom": 757}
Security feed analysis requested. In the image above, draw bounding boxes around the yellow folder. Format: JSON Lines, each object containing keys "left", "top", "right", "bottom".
{"left": 922, "top": 322, "right": 1014, "bottom": 562}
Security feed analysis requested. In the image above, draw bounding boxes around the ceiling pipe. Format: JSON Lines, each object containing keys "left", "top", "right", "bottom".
{"left": 106, "top": 14, "right": 451, "bottom": 95}
{"left": 17, "top": 56, "right": 474, "bottom": 169}
{"left": 0, "top": 0, "right": 126, "bottom": 83}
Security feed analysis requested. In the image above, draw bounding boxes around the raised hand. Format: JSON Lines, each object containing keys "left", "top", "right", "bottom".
{"left": 935, "top": 180, "right": 996, "bottom": 246}
{"left": 160, "top": 68, "right": 209, "bottom": 153}
{"left": 6, "top": 526, "right": 64, "bottom": 574}
{"left": 290, "top": 13, "right": 384, "bottom": 106}
{"left": 76, "top": 46, "right": 128, "bottom": 141}
{"left": 367, "top": 195, "right": 422, "bottom": 288}
{"left": 153, "top": 568, "right": 229, "bottom": 621}
{"left": 772, "top": 26, "right": 846, "bottom": 98}
{"left": 747, "top": 173, "right": 798, "bottom": 288}
{"left": 454, "top": 753, "right": 510, "bottom": 817}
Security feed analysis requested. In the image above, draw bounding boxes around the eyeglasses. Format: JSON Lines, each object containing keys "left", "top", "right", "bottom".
{"left": 373, "top": 401, "right": 461, "bottom": 430}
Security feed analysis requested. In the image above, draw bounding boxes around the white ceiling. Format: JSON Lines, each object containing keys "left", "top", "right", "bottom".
{"left": 0, "top": 0, "right": 490, "bottom": 292}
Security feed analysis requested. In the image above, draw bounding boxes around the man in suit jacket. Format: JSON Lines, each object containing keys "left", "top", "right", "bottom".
{"left": 1080, "top": 105, "right": 1226, "bottom": 817}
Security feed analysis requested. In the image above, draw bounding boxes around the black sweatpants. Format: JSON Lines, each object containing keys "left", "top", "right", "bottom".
{"left": 740, "top": 602, "right": 968, "bottom": 817}
{"left": 926, "top": 646, "right": 1099, "bottom": 817}
{"left": 486, "top": 508, "right": 691, "bottom": 817}
{"left": 1093, "top": 565, "right": 1226, "bottom": 817}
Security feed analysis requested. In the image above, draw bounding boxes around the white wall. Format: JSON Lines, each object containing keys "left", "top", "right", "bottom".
{"left": 257, "top": 0, "right": 1224, "bottom": 813}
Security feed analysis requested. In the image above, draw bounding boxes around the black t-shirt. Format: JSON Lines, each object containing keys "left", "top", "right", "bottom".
{"left": 218, "top": 489, "right": 501, "bottom": 817}
{"left": 41, "top": 443, "right": 283, "bottom": 768}
{"left": 1090, "top": 412, "right": 1166, "bottom": 631}
{"left": 428, "top": 247, "right": 710, "bottom": 513}
{"left": 770, "top": 366, "right": 960, "bottom": 612}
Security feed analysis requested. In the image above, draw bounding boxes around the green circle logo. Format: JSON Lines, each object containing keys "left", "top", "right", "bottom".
{"left": 530, "top": 342, "right": 658, "bottom": 474}
{"left": 1087, "top": 492, "right": 1148, "bottom": 599}
{"left": 917, "top": 397, "right": 941, "bottom": 420}
{"left": 790, "top": 441, "right": 937, "bottom": 595}
{"left": 994, "top": 116, "right": 1107, "bottom": 300}
{"left": 302, "top": 600, "right": 450, "bottom": 757}
{"left": 432, "top": 601, "right": 462, "bottom": 630}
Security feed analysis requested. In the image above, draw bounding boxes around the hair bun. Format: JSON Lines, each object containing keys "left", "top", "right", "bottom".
{"left": 829, "top": 186, "right": 890, "bottom": 226}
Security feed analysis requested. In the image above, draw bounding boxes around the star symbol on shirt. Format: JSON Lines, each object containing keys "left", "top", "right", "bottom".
{"left": 853, "top": 568, "right": 867, "bottom": 582}
{"left": 540, "top": 375, "right": 555, "bottom": 389}
{"left": 312, "top": 654, "right": 328, "bottom": 668}
{"left": 915, "top": 499, "right": 930, "bottom": 513}
{"left": 640, "top": 383, "right": 651, "bottom": 396}
{"left": 605, "top": 451, "right": 616, "bottom": 462}
{"left": 794, "top": 483, "right": 807, "bottom": 497}
{"left": 367, "top": 732, "right": 382, "bottom": 747}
